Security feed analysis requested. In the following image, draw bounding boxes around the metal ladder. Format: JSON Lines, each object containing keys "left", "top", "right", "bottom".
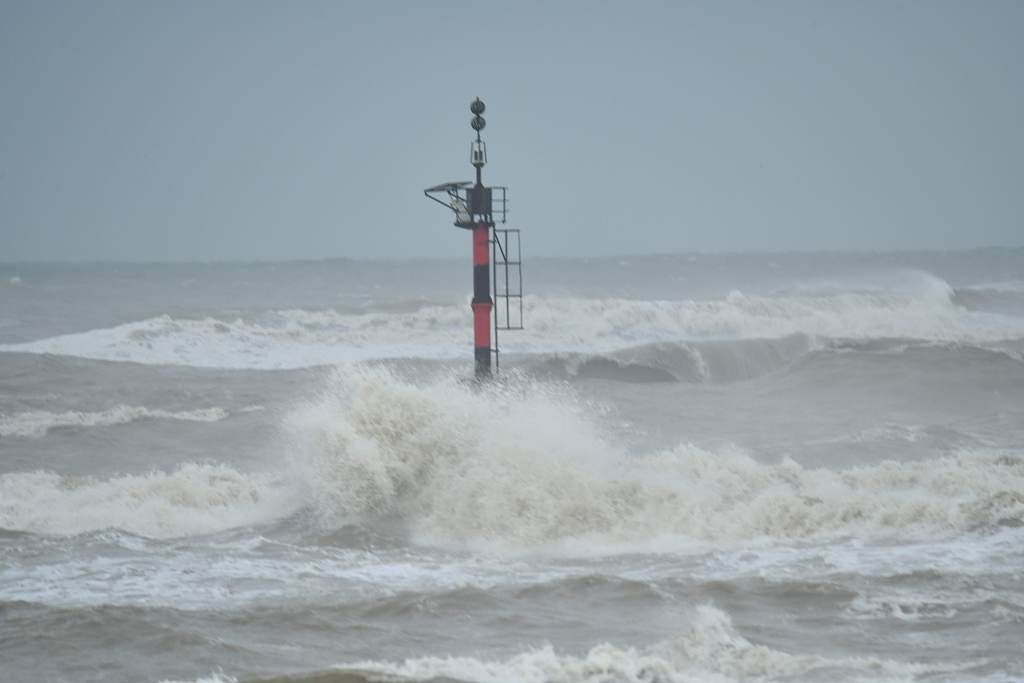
{"left": 491, "top": 227, "right": 523, "bottom": 371}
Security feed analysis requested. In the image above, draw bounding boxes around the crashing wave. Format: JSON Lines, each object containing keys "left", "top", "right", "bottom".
{"left": 0, "top": 464, "right": 294, "bottom": 538}
{"left": 3, "top": 368, "right": 1022, "bottom": 543}
{"left": 287, "top": 369, "right": 1024, "bottom": 549}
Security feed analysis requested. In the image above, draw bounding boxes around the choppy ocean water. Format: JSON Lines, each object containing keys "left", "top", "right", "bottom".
{"left": 1, "top": 250, "right": 1023, "bottom": 683}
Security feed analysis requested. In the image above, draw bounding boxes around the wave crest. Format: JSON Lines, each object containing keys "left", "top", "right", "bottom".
{"left": 290, "top": 369, "right": 1024, "bottom": 549}
{"left": 528, "top": 335, "right": 814, "bottom": 383}
{"left": 4, "top": 368, "right": 1022, "bottom": 543}
{"left": 323, "top": 605, "right": 966, "bottom": 683}
{"left": 3, "top": 271, "right": 1023, "bottom": 369}
{"left": 0, "top": 464, "right": 292, "bottom": 538}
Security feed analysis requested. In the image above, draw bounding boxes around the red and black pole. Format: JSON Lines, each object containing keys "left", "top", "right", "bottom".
{"left": 424, "top": 97, "right": 504, "bottom": 380}
{"left": 468, "top": 97, "right": 492, "bottom": 379}
{"left": 471, "top": 221, "right": 492, "bottom": 378}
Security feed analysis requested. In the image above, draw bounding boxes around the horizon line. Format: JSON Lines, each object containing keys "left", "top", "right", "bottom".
{"left": 2, "top": 245, "right": 1023, "bottom": 268}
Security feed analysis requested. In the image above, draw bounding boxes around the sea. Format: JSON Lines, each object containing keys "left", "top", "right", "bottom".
{"left": 1, "top": 249, "right": 1022, "bottom": 683}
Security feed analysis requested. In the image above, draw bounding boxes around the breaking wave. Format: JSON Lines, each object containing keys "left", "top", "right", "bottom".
{"left": 1, "top": 272, "right": 1022, "bottom": 369}
{"left": 288, "top": 369, "right": 1024, "bottom": 550}
{"left": 246, "top": 606, "right": 972, "bottom": 683}
{"left": 0, "top": 405, "right": 231, "bottom": 438}
{"left": 0, "top": 464, "right": 294, "bottom": 538}
{"left": 3, "top": 368, "right": 1022, "bottom": 543}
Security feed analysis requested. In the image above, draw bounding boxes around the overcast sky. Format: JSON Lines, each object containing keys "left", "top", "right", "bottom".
{"left": 1, "top": 1, "right": 1021, "bottom": 262}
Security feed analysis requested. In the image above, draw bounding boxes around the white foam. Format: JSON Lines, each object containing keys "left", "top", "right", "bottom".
{"left": 2, "top": 272, "right": 1022, "bottom": 368}
{"left": 0, "top": 541, "right": 566, "bottom": 609}
{"left": 0, "top": 311, "right": 468, "bottom": 368}
{"left": 3, "top": 368, "right": 1022, "bottom": 546}
{"left": 0, "top": 464, "right": 295, "bottom": 538}
{"left": 289, "top": 368, "right": 1024, "bottom": 551}
{"left": 0, "top": 405, "right": 230, "bottom": 438}
{"left": 339, "top": 605, "right": 968, "bottom": 683}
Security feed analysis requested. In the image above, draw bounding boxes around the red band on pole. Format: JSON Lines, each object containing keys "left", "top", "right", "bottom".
{"left": 473, "top": 224, "right": 489, "bottom": 266}
{"left": 472, "top": 302, "right": 491, "bottom": 348}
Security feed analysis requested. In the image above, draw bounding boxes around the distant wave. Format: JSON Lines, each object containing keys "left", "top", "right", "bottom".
{"left": 0, "top": 405, "right": 232, "bottom": 438}
{"left": 1, "top": 272, "right": 1023, "bottom": 369}
{"left": 5, "top": 368, "right": 1020, "bottom": 544}
{"left": 962, "top": 279, "right": 1024, "bottom": 294}
{"left": 530, "top": 336, "right": 1024, "bottom": 384}
{"left": 523, "top": 334, "right": 814, "bottom": 382}
{"left": 952, "top": 280, "right": 1024, "bottom": 316}
{"left": 0, "top": 310, "right": 469, "bottom": 369}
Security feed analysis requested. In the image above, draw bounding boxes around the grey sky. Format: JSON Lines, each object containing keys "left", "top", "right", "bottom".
{"left": 1, "top": 1, "right": 1021, "bottom": 261}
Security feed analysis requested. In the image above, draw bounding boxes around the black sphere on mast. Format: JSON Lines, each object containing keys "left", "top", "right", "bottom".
{"left": 469, "top": 98, "right": 487, "bottom": 179}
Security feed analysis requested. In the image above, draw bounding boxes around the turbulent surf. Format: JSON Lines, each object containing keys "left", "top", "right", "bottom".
{"left": 1, "top": 251, "right": 1022, "bottom": 682}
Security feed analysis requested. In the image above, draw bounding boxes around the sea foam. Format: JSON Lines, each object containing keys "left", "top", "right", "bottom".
{"left": 2, "top": 272, "right": 1022, "bottom": 369}
{"left": 288, "top": 368, "right": 1024, "bottom": 550}
{"left": 3, "top": 368, "right": 1022, "bottom": 544}
{"left": 333, "top": 605, "right": 971, "bottom": 683}
{"left": 0, "top": 464, "right": 294, "bottom": 538}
